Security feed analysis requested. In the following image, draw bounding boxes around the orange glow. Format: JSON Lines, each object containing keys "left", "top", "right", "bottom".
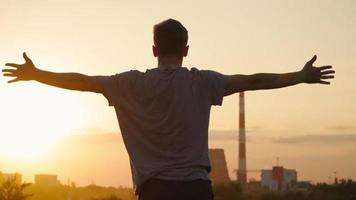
{"left": 0, "top": 0, "right": 355, "bottom": 186}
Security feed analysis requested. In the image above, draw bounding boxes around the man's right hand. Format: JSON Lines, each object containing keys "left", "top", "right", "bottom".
{"left": 2, "top": 52, "right": 38, "bottom": 83}
{"left": 2, "top": 52, "right": 102, "bottom": 93}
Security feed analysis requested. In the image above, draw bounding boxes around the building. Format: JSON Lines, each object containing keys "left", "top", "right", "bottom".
{"left": 209, "top": 148, "right": 231, "bottom": 184}
{"left": 261, "top": 166, "right": 297, "bottom": 191}
{"left": 0, "top": 171, "right": 22, "bottom": 185}
{"left": 292, "top": 181, "right": 312, "bottom": 192}
{"left": 35, "top": 174, "right": 59, "bottom": 187}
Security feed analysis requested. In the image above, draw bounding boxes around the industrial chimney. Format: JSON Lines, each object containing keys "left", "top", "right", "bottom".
{"left": 238, "top": 92, "right": 247, "bottom": 184}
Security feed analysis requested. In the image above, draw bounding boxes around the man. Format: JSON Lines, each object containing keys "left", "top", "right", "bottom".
{"left": 2, "top": 19, "right": 334, "bottom": 200}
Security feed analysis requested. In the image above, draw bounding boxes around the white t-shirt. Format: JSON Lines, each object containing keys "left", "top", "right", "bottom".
{"left": 96, "top": 66, "right": 225, "bottom": 194}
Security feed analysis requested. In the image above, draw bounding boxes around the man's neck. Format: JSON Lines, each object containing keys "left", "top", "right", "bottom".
{"left": 157, "top": 55, "right": 183, "bottom": 68}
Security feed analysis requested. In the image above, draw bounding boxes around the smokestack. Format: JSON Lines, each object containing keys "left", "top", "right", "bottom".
{"left": 238, "top": 92, "right": 247, "bottom": 184}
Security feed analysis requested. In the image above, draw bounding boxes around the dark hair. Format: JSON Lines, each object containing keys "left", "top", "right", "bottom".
{"left": 153, "top": 19, "right": 188, "bottom": 56}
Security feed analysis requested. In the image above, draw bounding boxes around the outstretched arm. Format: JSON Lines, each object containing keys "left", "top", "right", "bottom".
{"left": 2, "top": 52, "right": 102, "bottom": 93}
{"left": 224, "top": 55, "right": 335, "bottom": 96}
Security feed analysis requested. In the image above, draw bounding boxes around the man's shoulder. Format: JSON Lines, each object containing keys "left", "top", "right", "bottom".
{"left": 185, "top": 67, "right": 222, "bottom": 75}
{"left": 123, "top": 67, "right": 222, "bottom": 78}
{"left": 114, "top": 69, "right": 144, "bottom": 78}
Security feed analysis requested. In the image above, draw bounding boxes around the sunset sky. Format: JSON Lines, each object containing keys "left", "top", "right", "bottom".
{"left": 0, "top": 0, "right": 355, "bottom": 187}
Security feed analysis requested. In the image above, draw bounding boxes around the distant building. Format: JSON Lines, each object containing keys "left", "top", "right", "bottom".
{"left": 0, "top": 171, "right": 22, "bottom": 184}
{"left": 209, "top": 148, "right": 231, "bottom": 184}
{"left": 261, "top": 166, "right": 297, "bottom": 191}
{"left": 35, "top": 174, "right": 59, "bottom": 187}
{"left": 292, "top": 181, "right": 312, "bottom": 192}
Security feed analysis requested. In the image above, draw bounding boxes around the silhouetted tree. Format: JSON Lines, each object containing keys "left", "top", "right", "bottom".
{"left": 0, "top": 177, "right": 32, "bottom": 200}
{"left": 213, "top": 181, "right": 243, "bottom": 200}
{"left": 307, "top": 180, "right": 356, "bottom": 200}
{"left": 91, "top": 195, "right": 122, "bottom": 200}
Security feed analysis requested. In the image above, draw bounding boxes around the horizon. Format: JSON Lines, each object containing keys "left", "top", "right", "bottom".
{"left": 1, "top": 130, "right": 355, "bottom": 187}
{"left": 1, "top": 0, "right": 355, "bottom": 190}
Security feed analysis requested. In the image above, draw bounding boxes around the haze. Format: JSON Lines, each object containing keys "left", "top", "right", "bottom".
{"left": 0, "top": 0, "right": 355, "bottom": 187}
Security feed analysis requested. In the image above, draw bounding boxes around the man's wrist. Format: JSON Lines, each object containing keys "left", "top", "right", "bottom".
{"left": 31, "top": 67, "right": 41, "bottom": 81}
{"left": 297, "top": 70, "right": 306, "bottom": 84}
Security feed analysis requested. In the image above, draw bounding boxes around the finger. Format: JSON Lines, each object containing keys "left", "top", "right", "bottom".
{"left": 23, "top": 52, "right": 32, "bottom": 63}
{"left": 2, "top": 69, "right": 17, "bottom": 73}
{"left": 319, "top": 65, "right": 332, "bottom": 71}
{"left": 5, "top": 63, "right": 21, "bottom": 68}
{"left": 318, "top": 80, "right": 330, "bottom": 85}
{"left": 321, "top": 70, "right": 335, "bottom": 75}
{"left": 308, "top": 55, "right": 317, "bottom": 65}
{"left": 321, "top": 75, "right": 334, "bottom": 79}
{"left": 8, "top": 78, "right": 20, "bottom": 83}
{"left": 3, "top": 73, "right": 17, "bottom": 77}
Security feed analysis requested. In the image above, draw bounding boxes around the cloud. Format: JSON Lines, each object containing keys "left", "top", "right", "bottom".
{"left": 209, "top": 130, "right": 238, "bottom": 140}
{"left": 64, "top": 132, "right": 122, "bottom": 145}
{"left": 208, "top": 129, "right": 268, "bottom": 141}
{"left": 65, "top": 129, "right": 241, "bottom": 144}
{"left": 271, "top": 133, "right": 356, "bottom": 144}
{"left": 70, "top": 128, "right": 117, "bottom": 135}
{"left": 327, "top": 126, "right": 355, "bottom": 131}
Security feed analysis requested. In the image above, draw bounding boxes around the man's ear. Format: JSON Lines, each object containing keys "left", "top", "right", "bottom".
{"left": 152, "top": 45, "right": 158, "bottom": 57}
{"left": 183, "top": 45, "right": 189, "bottom": 57}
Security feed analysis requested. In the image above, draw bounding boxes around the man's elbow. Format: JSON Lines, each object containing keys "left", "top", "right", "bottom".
{"left": 223, "top": 75, "right": 249, "bottom": 96}
{"left": 80, "top": 76, "right": 102, "bottom": 93}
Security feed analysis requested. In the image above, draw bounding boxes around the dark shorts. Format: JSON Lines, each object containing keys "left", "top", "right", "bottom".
{"left": 138, "top": 178, "right": 214, "bottom": 200}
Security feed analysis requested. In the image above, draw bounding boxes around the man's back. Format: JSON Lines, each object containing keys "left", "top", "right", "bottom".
{"left": 97, "top": 66, "right": 225, "bottom": 193}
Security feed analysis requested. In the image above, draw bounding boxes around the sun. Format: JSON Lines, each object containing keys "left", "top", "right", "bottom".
{"left": 0, "top": 122, "right": 68, "bottom": 162}
{"left": 0, "top": 84, "right": 77, "bottom": 162}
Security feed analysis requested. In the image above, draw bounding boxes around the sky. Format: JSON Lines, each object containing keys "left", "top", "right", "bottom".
{"left": 0, "top": 0, "right": 355, "bottom": 187}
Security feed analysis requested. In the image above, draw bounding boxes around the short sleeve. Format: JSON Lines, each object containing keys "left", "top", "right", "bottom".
{"left": 200, "top": 70, "right": 226, "bottom": 106}
{"left": 95, "top": 71, "right": 136, "bottom": 106}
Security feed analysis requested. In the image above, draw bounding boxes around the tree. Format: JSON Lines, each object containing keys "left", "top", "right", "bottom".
{"left": 91, "top": 195, "right": 123, "bottom": 200}
{"left": 0, "top": 177, "right": 32, "bottom": 200}
{"left": 213, "top": 181, "right": 243, "bottom": 200}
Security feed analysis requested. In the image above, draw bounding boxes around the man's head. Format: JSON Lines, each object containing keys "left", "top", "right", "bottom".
{"left": 153, "top": 19, "right": 189, "bottom": 58}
